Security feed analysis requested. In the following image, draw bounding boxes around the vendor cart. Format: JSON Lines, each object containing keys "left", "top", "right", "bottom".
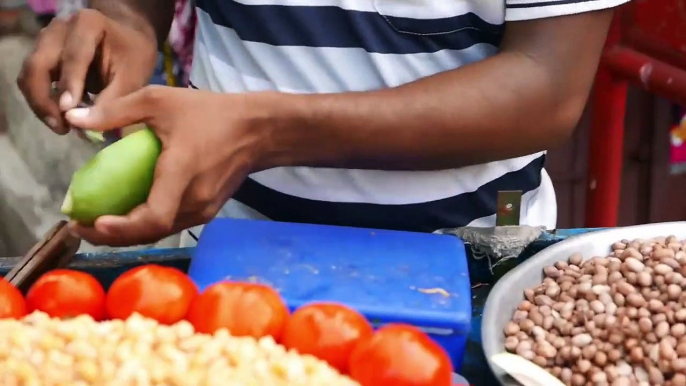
{"left": 0, "top": 227, "right": 593, "bottom": 385}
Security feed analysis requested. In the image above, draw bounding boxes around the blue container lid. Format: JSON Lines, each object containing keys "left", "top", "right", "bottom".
{"left": 188, "top": 219, "right": 471, "bottom": 333}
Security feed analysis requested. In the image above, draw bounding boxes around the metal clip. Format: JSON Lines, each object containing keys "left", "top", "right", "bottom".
{"left": 496, "top": 190, "right": 523, "bottom": 227}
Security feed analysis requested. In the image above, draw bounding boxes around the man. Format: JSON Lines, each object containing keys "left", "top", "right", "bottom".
{"left": 19, "top": 0, "right": 629, "bottom": 247}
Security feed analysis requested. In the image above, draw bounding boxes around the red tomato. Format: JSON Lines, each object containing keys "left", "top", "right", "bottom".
{"left": 349, "top": 324, "right": 453, "bottom": 386}
{"left": 187, "top": 281, "right": 289, "bottom": 340}
{"left": 0, "top": 278, "right": 27, "bottom": 319}
{"left": 106, "top": 265, "right": 198, "bottom": 324}
{"left": 282, "top": 303, "right": 373, "bottom": 373}
{"left": 26, "top": 269, "right": 106, "bottom": 320}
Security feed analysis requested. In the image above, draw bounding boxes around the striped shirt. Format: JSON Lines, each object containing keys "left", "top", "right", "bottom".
{"left": 189, "top": 0, "right": 628, "bottom": 233}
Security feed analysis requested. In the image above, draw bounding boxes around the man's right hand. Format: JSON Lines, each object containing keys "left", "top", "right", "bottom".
{"left": 17, "top": 9, "right": 158, "bottom": 135}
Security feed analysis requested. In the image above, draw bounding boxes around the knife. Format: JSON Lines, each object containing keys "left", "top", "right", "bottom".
{"left": 3, "top": 221, "right": 81, "bottom": 293}
{"left": 50, "top": 83, "right": 118, "bottom": 146}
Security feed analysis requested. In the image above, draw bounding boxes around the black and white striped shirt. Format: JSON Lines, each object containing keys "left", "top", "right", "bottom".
{"left": 189, "top": 0, "right": 628, "bottom": 233}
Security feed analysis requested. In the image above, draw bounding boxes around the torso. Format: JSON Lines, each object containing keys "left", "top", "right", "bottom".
{"left": 189, "top": 0, "right": 558, "bottom": 232}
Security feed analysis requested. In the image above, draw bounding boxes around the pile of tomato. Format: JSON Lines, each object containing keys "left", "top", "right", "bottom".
{"left": 0, "top": 264, "right": 456, "bottom": 386}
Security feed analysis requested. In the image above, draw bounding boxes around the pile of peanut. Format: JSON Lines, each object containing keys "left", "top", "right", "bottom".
{"left": 504, "top": 235, "right": 686, "bottom": 386}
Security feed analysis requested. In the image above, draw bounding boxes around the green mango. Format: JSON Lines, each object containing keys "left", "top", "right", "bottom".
{"left": 61, "top": 128, "right": 162, "bottom": 225}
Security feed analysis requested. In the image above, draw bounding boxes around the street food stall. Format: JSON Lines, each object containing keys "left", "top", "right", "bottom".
{"left": 2, "top": 2, "right": 686, "bottom": 385}
{"left": 0, "top": 219, "right": 585, "bottom": 385}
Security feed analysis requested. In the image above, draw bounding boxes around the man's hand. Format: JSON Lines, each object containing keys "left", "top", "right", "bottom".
{"left": 17, "top": 9, "right": 158, "bottom": 135}
{"left": 64, "top": 86, "right": 272, "bottom": 246}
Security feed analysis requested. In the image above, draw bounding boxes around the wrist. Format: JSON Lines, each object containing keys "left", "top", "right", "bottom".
{"left": 241, "top": 92, "right": 311, "bottom": 172}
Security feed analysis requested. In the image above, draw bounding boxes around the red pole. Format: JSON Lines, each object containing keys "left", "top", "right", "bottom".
{"left": 602, "top": 47, "right": 686, "bottom": 105}
{"left": 585, "top": 17, "right": 628, "bottom": 228}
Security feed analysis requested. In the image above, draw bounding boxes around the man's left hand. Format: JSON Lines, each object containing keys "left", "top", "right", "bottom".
{"left": 65, "top": 86, "right": 274, "bottom": 246}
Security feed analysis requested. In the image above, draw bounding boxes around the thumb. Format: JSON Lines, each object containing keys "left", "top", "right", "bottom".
{"left": 65, "top": 88, "right": 150, "bottom": 132}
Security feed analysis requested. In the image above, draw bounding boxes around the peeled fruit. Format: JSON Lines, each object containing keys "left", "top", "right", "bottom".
{"left": 83, "top": 130, "right": 105, "bottom": 143}
{"left": 61, "top": 128, "right": 161, "bottom": 225}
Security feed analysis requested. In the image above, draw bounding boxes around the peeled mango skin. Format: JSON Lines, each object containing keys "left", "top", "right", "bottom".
{"left": 84, "top": 130, "right": 105, "bottom": 143}
{"left": 61, "top": 128, "right": 162, "bottom": 225}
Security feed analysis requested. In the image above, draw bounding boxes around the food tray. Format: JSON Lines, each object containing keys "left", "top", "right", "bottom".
{"left": 482, "top": 221, "right": 686, "bottom": 386}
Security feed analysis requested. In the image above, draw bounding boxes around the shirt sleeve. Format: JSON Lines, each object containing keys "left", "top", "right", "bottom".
{"left": 505, "top": 0, "right": 632, "bottom": 22}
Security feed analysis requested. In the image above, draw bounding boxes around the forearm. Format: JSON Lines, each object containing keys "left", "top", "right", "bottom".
{"left": 261, "top": 52, "right": 587, "bottom": 171}
{"left": 256, "top": 11, "right": 612, "bottom": 172}
{"left": 90, "top": 0, "right": 175, "bottom": 47}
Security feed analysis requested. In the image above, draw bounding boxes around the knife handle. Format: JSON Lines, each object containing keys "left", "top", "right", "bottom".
{"left": 5, "top": 221, "right": 81, "bottom": 293}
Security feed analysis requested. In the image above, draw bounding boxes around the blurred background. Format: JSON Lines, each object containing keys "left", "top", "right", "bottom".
{"left": 0, "top": 0, "right": 684, "bottom": 257}
{"left": 0, "top": 0, "right": 193, "bottom": 256}
{"left": 552, "top": 92, "right": 686, "bottom": 227}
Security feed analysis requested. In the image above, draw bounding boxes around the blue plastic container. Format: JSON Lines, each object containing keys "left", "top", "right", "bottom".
{"left": 188, "top": 218, "right": 472, "bottom": 370}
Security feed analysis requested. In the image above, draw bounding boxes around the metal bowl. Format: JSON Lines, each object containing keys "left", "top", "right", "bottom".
{"left": 482, "top": 222, "right": 686, "bottom": 385}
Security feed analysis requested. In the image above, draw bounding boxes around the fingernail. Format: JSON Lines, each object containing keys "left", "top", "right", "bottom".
{"left": 59, "top": 91, "right": 73, "bottom": 110}
{"left": 66, "top": 107, "right": 91, "bottom": 121}
{"left": 44, "top": 116, "right": 57, "bottom": 129}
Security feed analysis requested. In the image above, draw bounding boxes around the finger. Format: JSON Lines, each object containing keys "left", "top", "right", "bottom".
{"left": 94, "top": 74, "right": 140, "bottom": 106}
{"left": 70, "top": 210, "right": 171, "bottom": 246}
{"left": 68, "top": 222, "right": 126, "bottom": 246}
{"left": 71, "top": 163, "right": 235, "bottom": 247}
{"left": 71, "top": 212, "right": 202, "bottom": 247}
{"left": 70, "top": 214, "right": 176, "bottom": 246}
{"left": 81, "top": 152, "right": 193, "bottom": 246}
{"left": 17, "top": 20, "right": 68, "bottom": 134}
{"left": 126, "top": 151, "right": 194, "bottom": 228}
{"left": 58, "top": 10, "right": 106, "bottom": 111}
{"left": 65, "top": 87, "right": 152, "bottom": 131}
